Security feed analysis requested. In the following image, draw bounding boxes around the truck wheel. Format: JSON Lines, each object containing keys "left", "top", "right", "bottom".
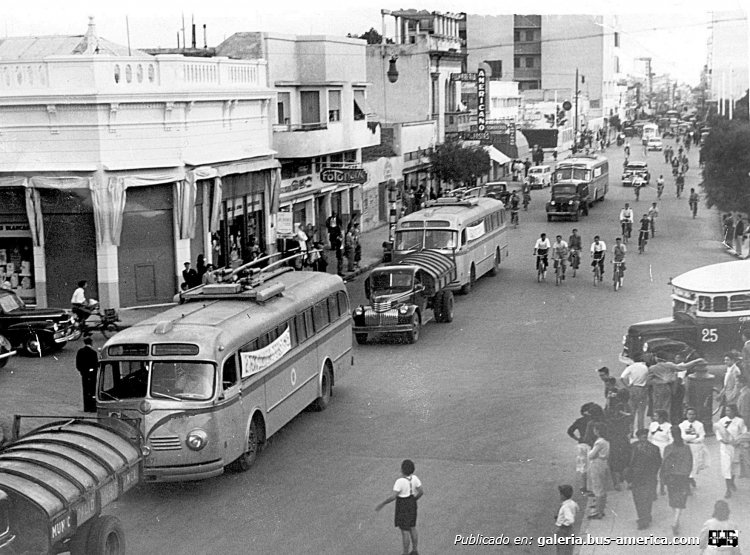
{"left": 84, "top": 515, "right": 126, "bottom": 555}
{"left": 489, "top": 248, "right": 501, "bottom": 276}
{"left": 355, "top": 333, "right": 368, "bottom": 345}
{"left": 404, "top": 314, "right": 420, "bottom": 344}
{"left": 230, "top": 417, "right": 263, "bottom": 472}
{"left": 23, "top": 333, "right": 43, "bottom": 357}
{"left": 435, "top": 290, "right": 454, "bottom": 323}
{"left": 546, "top": 215, "right": 552, "bottom": 222}
{"left": 312, "top": 365, "right": 333, "bottom": 411}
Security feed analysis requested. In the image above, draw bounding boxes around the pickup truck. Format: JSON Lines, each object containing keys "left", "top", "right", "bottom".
{"left": 352, "top": 250, "right": 457, "bottom": 344}
{"left": 0, "top": 417, "right": 142, "bottom": 555}
{"left": 545, "top": 181, "right": 590, "bottom": 221}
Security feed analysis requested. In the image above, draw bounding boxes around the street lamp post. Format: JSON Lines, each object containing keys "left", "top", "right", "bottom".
{"left": 383, "top": 179, "right": 398, "bottom": 262}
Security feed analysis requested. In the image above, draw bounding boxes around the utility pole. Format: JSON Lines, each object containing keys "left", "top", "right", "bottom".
{"left": 574, "top": 68, "right": 579, "bottom": 151}
{"left": 636, "top": 57, "right": 653, "bottom": 110}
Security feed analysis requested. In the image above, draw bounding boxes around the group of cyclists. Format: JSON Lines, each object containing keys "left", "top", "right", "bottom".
{"left": 507, "top": 186, "right": 532, "bottom": 227}
{"left": 532, "top": 229, "right": 628, "bottom": 288}
{"left": 619, "top": 202, "right": 658, "bottom": 254}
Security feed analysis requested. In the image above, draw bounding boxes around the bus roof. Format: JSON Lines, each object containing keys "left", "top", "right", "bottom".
{"left": 104, "top": 271, "right": 344, "bottom": 353}
{"left": 671, "top": 260, "right": 750, "bottom": 294}
{"left": 397, "top": 197, "right": 504, "bottom": 228}
{"left": 556, "top": 155, "right": 607, "bottom": 168}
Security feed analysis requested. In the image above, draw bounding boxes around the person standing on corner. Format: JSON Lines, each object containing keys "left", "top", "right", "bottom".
{"left": 326, "top": 212, "right": 342, "bottom": 250}
{"left": 625, "top": 428, "right": 661, "bottom": 530}
{"left": 621, "top": 358, "right": 649, "bottom": 434}
{"left": 376, "top": 459, "right": 424, "bottom": 555}
{"left": 586, "top": 422, "right": 610, "bottom": 519}
{"left": 76, "top": 337, "right": 99, "bottom": 413}
{"left": 678, "top": 407, "right": 707, "bottom": 490}
{"left": 714, "top": 404, "right": 747, "bottom": 498}
{"left": 659, "top": 425, "right": 693, "bottom": 535}
{"left": 553, "top": 485, "right": 578, "bottom": 555}
{"left": 741, "top": 329, "right": 750, "bottom": 375}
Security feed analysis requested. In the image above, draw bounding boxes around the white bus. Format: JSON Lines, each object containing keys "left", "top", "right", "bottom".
{"left": 97, "top": 266, "right": 352, "bottom": 482}
{"left": 392, "top": 197, "right": 509, "bottom": 294}
{"left": 642, "top": 122, "right": 659, "bottom": 144}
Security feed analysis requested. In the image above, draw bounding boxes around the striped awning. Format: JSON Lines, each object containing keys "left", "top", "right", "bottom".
{"left": 396, "top": 249, "right": 457, "bottom": 287}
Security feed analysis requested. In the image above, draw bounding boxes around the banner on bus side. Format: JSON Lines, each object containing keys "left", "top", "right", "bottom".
{"left": 240, "top": 328, "right": 292, "bottom": 378}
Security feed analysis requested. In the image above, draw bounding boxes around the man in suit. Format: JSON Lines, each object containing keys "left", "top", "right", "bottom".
{"left": 76, "top": 337, "right": 99, "bottom": 413}
{"left": 626, "top": 428, "right": 662, "bottom": 529}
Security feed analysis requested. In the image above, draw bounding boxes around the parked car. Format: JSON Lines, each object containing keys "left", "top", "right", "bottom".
{"left": 484, "top": 181, "right": 511, "bottom": 205}
{"left": 526, "top": 165, "right": 553, "bottom": 188}
{"left": 647, "top": 137, "right": 663, "bottom": 151}
{"left": 0, "top": 289, "right": 79, "bottom": 356}
{"left": 545, "top": 182, "right": 589, "bottom": 221}
{"left": 622, "top": 161, "right": 650, "bottom": 187}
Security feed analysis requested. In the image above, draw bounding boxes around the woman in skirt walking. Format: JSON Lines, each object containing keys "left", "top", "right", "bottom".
{"left": 376, "top": 459, "right": 425, "bottom": 555}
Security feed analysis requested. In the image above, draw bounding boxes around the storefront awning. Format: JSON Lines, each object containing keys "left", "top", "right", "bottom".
{"left": 484, "top": 146, "right": 511, "bottom": 165}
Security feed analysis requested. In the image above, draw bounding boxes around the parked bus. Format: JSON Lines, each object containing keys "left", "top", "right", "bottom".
{"left": 97, "top": 266, "right": 352, "bottom": 482}
{"left": 553, "top": 154, "right": 609, "bottom": 205}
{"left": 621, "top": 260, "right": 750, "bottom": 365}
{"left": 392, "top": 197, "right": 509, "bottom": 294}
{"left": 642, "top": 122, "right": 659, "bottom": 144}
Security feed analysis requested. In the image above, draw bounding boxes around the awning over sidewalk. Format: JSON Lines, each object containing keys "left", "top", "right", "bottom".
{"left": 484, "top": 146, "right": 511, "bottom": 165}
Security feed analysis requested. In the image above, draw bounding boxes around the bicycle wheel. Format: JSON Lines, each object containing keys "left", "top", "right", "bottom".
{"left": 593, "top": 267, "right": 599, "bottom": 286}
{"left": 555, "top": 264, "right": 561, "bottom": 286}
{"left": 613, "top": 273, "right": 619, "bottom": 291}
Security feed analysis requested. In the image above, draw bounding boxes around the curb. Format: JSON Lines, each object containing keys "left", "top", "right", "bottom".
{"left": 341, "top": 259, "right": 381, "bottom": 283}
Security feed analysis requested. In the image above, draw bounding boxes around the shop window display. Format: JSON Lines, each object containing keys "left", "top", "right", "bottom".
{"left": 0, "top": 238, "right": 35, "bottom": 304}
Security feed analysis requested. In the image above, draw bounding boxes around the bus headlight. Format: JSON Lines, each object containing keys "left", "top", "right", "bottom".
{"left": 141, "top": 445, "right": 152, "bottom": 457}
{"left": 186, "top": 429, "right": 208, "bottom": 451}
{"left": 550, "top": 201, "right": 556, "bottom": 205}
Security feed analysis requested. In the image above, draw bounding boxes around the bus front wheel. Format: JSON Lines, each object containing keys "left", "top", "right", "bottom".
{"left": 231, "top": 418, "right": 263, "bottom": 472}
{"left": 460, "top": 265, "right": 476, "bottom": 295}
{"left": 313, "top": 365, "right": 332, "bottom": 411}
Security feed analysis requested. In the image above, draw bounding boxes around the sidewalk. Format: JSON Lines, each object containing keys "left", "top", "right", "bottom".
{"left": 116, "top": 224, "right": 390, "bottom": 329}
{"left": 577, "top": 438, "right": 748, "bottom": 554}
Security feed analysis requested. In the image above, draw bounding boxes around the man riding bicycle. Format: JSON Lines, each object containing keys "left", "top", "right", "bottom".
{"left": 656, "top": 175, "right": 665, "bottom": 199}
{"left": 648, "top": 202, "right": 659, "bottom": 236}
{"left": 534, "top": 233, "right": 551, "bottom": 274}
{"left": 633, "top": 175, "right": 645, "bottom": 201}
{"left": 509, "top": 191, "right": 520, "bottom": 225}
{"left": 613, "top": 236, "right": 627, "bottom": 275}
{"left": 619, "top": 203, "right": 634, "bottom": 241}
{"left": 551, "top": 235, "right": 569, "bottom": 280}
{"left": 638, "top": 213, "right": 650, "bottom": 251}
{"left": 568, "top": 228, "right": 582, "bottom": 271}
{"left": 676, "top": 172, "right": 685, "bottom": 198}
{"left": 689, "top": 188, "right": 699, "bottom": 218}
{"left": 590, "top": 236, "right": 607, "bottom": 277}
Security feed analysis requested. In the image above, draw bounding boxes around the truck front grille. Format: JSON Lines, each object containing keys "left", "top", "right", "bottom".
{"left": 364, "top": 308, "right": 399, "bottom": 326}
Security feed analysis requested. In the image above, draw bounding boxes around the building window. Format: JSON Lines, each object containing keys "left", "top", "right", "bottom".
{"left": 614, "top": 32, "right": 620, "bottom": 47}
{"left": 514, "top": 57, "right": 521, "bottom": 69}
{"left": 514, "top": 30, "right": 521, "bottom": 42}
{"left": 353, "top": 89, "right": 367, "bottom": 121}
{"left": 614, "top": 56, "right": 620, "bottom": 74}
{"left": 328, "top": 90, "right": 341, "bottom": 122}
{"left": 525, "top": 57, "right": 535, "bottom": 68}
{"left": 277, "top": 92, "right": 290, "bottom": 125}
{"left": 486, "top": 60, "right": 502, "bottom": 78}
{"left": 525, "top": 30, "right": 534, "bottom": 41}
{"left": 431, "top": 75, "right": 440, "bottom": 117}
{"left": 300, "top": 91, "right": 321, "bottom": 125}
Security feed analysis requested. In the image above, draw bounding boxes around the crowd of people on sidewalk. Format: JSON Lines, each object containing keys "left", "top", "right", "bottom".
{"left": 555, "top": 352, "right": 750, "bottom": 552}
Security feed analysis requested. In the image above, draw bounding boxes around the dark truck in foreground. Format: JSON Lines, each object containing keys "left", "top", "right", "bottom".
{"left": 352, "top": 250, "right": 457, "bottom": 344}
{"left": 0, "top": 417, "right": 142, "bottom": 555}
{"left": 545, "top": 181, "right": 590, "bottom": 221}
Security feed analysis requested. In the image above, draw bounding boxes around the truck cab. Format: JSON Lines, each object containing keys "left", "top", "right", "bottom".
{"left": 352, "top": 250, "right": 457, "bottom": 344}
{"left": 621, "top": 260, "right": 750, "bottom": 364}
{"left": 546, "top": 181, "right": 589, "bottom": 221}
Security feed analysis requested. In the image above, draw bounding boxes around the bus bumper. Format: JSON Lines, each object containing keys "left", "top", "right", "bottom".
{"left": 142, "top": 458, "right": 225, "bottom": 482}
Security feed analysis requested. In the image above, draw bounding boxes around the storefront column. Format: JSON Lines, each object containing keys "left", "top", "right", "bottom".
{"left": 96, "top": 242, "right": 120, "bottom": 309}
{"left": 32, "top": 246, "right": 47, "bottom": 307}
{"left": 340, "top": 188, "right": 351, "bottom": 228}
{"left": 175, "top": 238, "right": 191, "bottom": 282}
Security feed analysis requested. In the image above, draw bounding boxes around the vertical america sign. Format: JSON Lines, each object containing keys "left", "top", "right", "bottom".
{"left": 476, "top": 68, "right": 486, "bottom": 136}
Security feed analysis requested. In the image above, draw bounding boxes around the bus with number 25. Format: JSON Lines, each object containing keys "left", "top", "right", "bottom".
{"left": 97, "top": 265, "right": 352, "bottom": 482}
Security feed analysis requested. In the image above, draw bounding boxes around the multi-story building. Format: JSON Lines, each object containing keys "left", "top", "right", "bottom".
{"left": 216, "top": 33, "right": 380, "bottom": 237}
{"left": 709, "top": 10, "right": 749, "bottom": 112}
{"left": 0, "top": 19, "right": 277, "bottom": 308}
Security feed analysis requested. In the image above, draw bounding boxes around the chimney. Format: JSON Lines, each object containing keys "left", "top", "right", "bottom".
{"left": 203, "top": 24, "right": 207, "bottom": 49}
{"left": 75, "top": 16, "right": 99, "bottom": 54}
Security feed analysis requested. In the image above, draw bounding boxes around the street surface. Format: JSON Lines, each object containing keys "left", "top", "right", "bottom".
{"left": 0, "top": 140, "right": 734, "bottom": 554}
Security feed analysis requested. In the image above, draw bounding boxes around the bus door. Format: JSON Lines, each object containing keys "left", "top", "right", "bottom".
{"left": 215, "top": 353, "right": 244, "bottom": 460}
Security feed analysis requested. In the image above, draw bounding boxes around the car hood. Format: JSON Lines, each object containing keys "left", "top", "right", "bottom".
{"left": 4, "top": 307, "right": 72, "bottom": 322}
{"left": 371, "top": 291, "right": 412, "bottom": 311}
{"left": 626, "top": 317, "right": 694, "bottom": 334}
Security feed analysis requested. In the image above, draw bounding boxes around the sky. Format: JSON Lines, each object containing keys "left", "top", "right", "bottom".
{"left": 2, "top": 0, "right": 748, "bottom": 86}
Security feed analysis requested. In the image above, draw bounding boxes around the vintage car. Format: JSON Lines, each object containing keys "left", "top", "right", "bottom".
{"left": 622, "top": 161, "right": 651, "bottom": 187}
{"left": 647, "top": 137, "right": 664, "bottom": 151}
{"left": 621, "top": 260, "right": 750, "bottom": 365}
{"left": 545, "top": 182, "right": 590, "bottom": 221}
{"left": 526, "top": 165, "right": 553, "bottom": 188}
{"left": 0, "top": 289, "right": 79, "bottom": 357}
{"left": 352, "top": 250, "right": 457, "bottom": 344}
{"left": 484, "top": 181, "right": 511, "bottom": 205}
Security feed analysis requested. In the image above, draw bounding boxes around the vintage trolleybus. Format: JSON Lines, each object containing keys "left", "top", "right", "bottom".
{"left": 391, "top": 197, "right": 509, "bottom": 294}
{"left": 97, "top": 265, "right": 352, "bottom": 482}
{"left": 554, "top": 155, "right": 609, "bottom": 206}
{"left": 621, "top": 260, "right": 750, "bottom": 365}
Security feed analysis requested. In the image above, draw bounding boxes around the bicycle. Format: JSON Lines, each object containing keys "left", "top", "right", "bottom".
{"left": 568, "top": 249, "right": 580, "bottom": 277}
{"left": 638, "top": 230, "right": 648, "bottom": 254}
{"left": 612, "top": 260, "right": 625, "bottom": 291}
{"left": 592, "top": 255, "right": 603, "bottom": 285}
{"left": 536, "top": 254, "right": 547, "bottom": 282}
{"left": 620, "top": 221, "right": 632, "bottom": 244}
{"left": 522, "top": 194, "right": 530, "bottom": 211}
{"left": 553, "top": 258, "right": 565, "bottom": 286}
{"left": 649, "top": 217, "right": 656, "bottom": 237}
{"left": 510, "top": 210, "right": 519, "bottom": 227}
{"left": 690, "top": 200, "right": 698, "bottom": 219}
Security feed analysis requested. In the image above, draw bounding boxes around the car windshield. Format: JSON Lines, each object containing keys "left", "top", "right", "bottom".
{"left": 0, "top": 293, "right": 24, "bottom": 313}
{"left": 151, "top": 361, "right": 216, "bottom": 400}
{"left": 553, "top": 185, "right": 578, "bottom": 195}
{"left": 371, "top": 270, "right": 413, "bottom": 293}
{"left": 626, "top": 165, "right": 647, "bottom": 171}
{"left": 486, "top": 185, "right": 506, "bottom": 194}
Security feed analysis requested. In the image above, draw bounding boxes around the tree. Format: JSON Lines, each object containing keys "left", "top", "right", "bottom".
{"left": 430, "top": 139, "right": 491, "bottom": 188}
{"left": 701, "top": 119, "right": 750, "bottom": 215}
{"left": 348, "top": 28, "right": 392, "bottom": 45}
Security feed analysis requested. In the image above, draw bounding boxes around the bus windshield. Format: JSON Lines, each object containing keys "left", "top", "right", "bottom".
{"left": 395, "top": 229, "right": 457, "bottom": 250}
{"left": 556, "top": 168, "right": 590, "bottom": 181}
{"left": 99, "top": 360, "right": 215, "bottom": 401}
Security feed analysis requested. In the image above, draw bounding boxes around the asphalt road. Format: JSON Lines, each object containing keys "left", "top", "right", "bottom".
{"left": 0, "top": 139, "right": 727, "bottom": 554}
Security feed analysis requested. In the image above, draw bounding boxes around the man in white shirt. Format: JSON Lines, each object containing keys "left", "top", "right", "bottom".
{"left": 590, "top": 236, "right": 607, "bottom": 277}
{"left": 621, "top": 360, "right": 649, "bottom": 433}
{"left": 619, "top": 203, "right": 634, "bottom": 240}
{"left": 679, "top": 407, "right": 706, "bottom": 488}
{"left": 555, "top": 484, "right": 578, "bottom": 554}
{"left": 70, "top": 280, "right": 91, "bottom": 323}
{"left": 534, "top": 233, "right": 551, "bottom": 274}
{"left": 551, "top": 235, "right": 569, "bottom": 280}
{"left": 720, "top": 353, "right": 742, "bottom": 407}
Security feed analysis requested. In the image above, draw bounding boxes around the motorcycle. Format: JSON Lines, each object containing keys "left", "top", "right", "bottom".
{"left": 73, "top": 299, "right": 122, "bottom": 339}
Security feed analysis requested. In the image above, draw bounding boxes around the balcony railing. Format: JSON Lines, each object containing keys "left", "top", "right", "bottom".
{"left": 514, "top": 68, "right": 542, "bottom": 80}
{"left": 273, "top": 122, "right": 328, "bottom": 132}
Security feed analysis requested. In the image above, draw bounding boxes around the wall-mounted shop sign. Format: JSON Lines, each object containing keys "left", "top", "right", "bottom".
{"left": 319, "top": 167, "right": 368, "bottom": 184}
{"left": 280, "top": 177, "right": 314, "bottom": 195}
{"left": 476, "top": 69, "right": 486, "bottom": 135}
{"left": 450, "top": 72, "right": 477, "bottom": 81}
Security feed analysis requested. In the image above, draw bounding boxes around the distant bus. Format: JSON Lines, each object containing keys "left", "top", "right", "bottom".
{"left": 642, "top": 122, "right": 659, "bottom": 144}
{"left": 393, "top": 197, "right": 509, "bottom": 294}
{"left": 554, "top": 154, "right": 609, "bottom": 204}
{"left": 97, "top": 268, "right": 352, "bottom": 482}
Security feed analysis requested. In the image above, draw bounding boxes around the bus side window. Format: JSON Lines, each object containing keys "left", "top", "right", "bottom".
{"left": 499, "top": 209, "right": 505, "bottom": 225}
{"left": 714, "top": 296, "right": 728, "bottom": 312}
{"left": 313, "top": 301, "right": 330, "bottom": 332}
{"left": 282, "top": 321, "right": 296, "bottom": 347}
{"left": 730, "top": 294, "right": 750, "bottom": 311}
{"left": 461, "top": 229, "right": 467, "bottom": 246}
{"left": 337, "top": 291, "right": 349, "bottom": 317}
{"left": 304, "top": 309, "right": 314, "bottom": 337}
{"left": 327, "top": 295, "right": 339, "bottom": 322}
{"left": 295, "top": 314, "right": 307, "bottom": 343}
{"left": 699, "top": 296, "right": 712, "bottom": 312}
{"left": 222, "top": 355, "right": 238, "bottom": 390}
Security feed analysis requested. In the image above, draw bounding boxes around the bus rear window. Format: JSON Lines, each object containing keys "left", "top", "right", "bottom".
{"left": 730, "top": 294, "right": 750, "bottom": 311}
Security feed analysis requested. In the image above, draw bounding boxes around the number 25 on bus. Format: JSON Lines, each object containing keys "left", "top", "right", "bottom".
{"left": 97, "top": 268, "right": 352, "bottom": 482}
